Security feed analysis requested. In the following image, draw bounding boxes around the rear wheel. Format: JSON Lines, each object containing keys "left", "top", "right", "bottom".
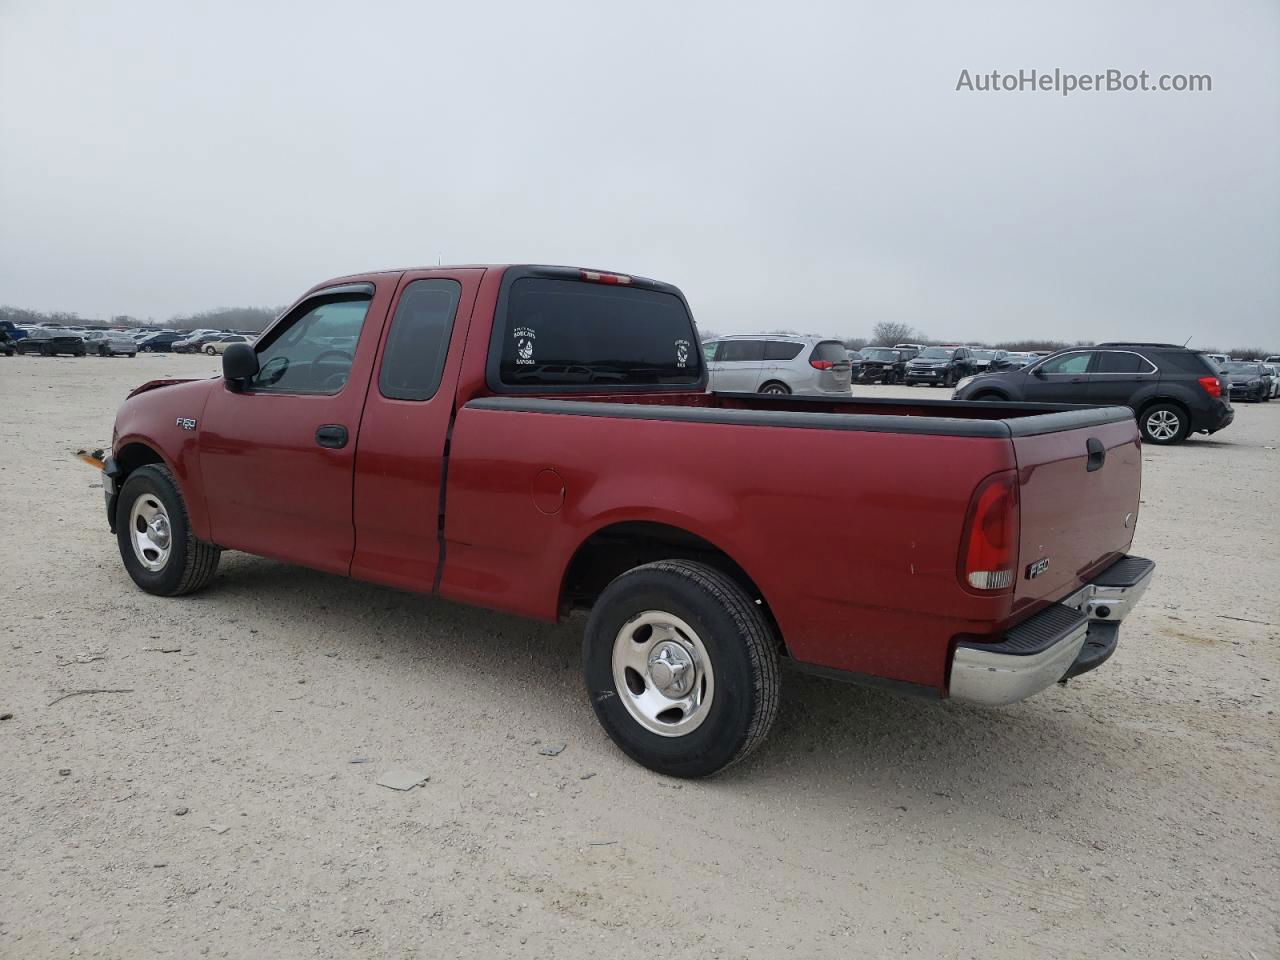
{"left": 1139, "top": 403, "right": 1189, "bottom": 445}
{"left": 759, "top": 381, "right": 790, "bottom": 396}
{"left": 116, "top": 464, "right": 221, "bottom": 596}
{"left": 584, "top": 560, "right": 780, "bottom": 778}
{"left": 205, "top": 345, "right": 218, "bottom": 355}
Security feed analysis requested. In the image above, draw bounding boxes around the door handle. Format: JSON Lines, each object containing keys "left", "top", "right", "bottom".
{"left": 1086, "top": 437, "right": 1106, "bottom": 472}
{"left": 315, "top": 424, "right": 348, "bottom": 449}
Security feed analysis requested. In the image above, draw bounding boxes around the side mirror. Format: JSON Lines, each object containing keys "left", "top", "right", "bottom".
{"left": 1032, "top": 366, "right": 1047, "bottom": 379}
{"left": 222, "top": 343, "right": 259, "bottom": 383}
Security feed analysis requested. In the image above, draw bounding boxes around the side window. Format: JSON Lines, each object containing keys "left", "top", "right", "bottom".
{"left": 378, "top": 280, "right": 462, "bottom": 401}
{"left": 1096, "top": 351, "right": 1154, "bottom": 374}
{"left": 764, "top": 340, "right": 805, "bottom": 361}
{"left": 719, "top": 340, "right": 765, "bottom": 362}
{"left": 702, "top": 340, "right": 720, "bottom": 361}
{"left": 1038, "top": 351, "right": 1094, "bottom": 375}
{"left": 250, "top": 296, "right": 371, "bottom": 395}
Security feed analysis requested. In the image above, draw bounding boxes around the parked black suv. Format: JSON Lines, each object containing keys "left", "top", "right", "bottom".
{"left": 952, "top": 342, "right": 1233, "bottom": 444}
{"left": 903, "top": 345, "right": 978, "bottom": 387}
{"left": 857, "top": 346, "right": 916, "bottom": 384}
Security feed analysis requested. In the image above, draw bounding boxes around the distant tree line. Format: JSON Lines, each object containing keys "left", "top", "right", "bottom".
{"left": 1, "top": 304, "right": 281, "bottom": 333}
{"left": 5, "top": 303, "right": 1274, "bottom": 358}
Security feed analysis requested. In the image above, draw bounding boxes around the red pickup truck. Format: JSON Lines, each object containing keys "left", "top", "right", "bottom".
{"left": 104, "top": 265, "right": 1154, "bottom": 776}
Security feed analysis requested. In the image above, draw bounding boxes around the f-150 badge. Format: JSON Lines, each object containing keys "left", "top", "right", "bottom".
{"left": 1025, "top": 557, "right": 1050, "bottom": 579}
{"left": 176, "top": 417, "right": 197, "bottom": 431}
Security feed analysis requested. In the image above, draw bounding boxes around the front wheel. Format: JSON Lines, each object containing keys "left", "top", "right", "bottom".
{"left": 583, "top": 560, "right": 781, "bottom": 778}
{"left": 116, "top": 464, "right": 221, "bottom": 596}
{"left": 1139, "top": 404, "right": 1189, "bottom": 445}
{"left": 205, "top": 346, "right": 217, "bottom": 355}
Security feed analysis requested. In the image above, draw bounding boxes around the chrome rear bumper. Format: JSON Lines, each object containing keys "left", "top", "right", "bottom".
{"left": 949, "top": 555, "right": 1155, "bottom": 707}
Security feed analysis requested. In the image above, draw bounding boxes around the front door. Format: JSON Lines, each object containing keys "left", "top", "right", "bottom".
{"left": 198, "top": 279, "right": 396, "bottom": 574}
{"left": 1023, "top": 350, "right": 1096, "bottom": 403}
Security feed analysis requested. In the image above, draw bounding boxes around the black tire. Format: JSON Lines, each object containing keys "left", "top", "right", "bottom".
{"left": 98, "top": 345, "right": 109, "bottom": 357}
{"left": 583, "top": 560, "right": 781, "bottom": 778}
{"left": 140, "top": 345, "right": 151, "bottom": 353}
{"left": 1138, "top": 402, "right": 1190, "bottom": 445}
{"left": 205, "top": 346, "right": 217, "bottom": 355}
{"left": 116, "top": 464, "right": 221, "bottom": 596}
{"left": 128, "top": 352, "right": 136, "bottom": 358}
{"left": 759, "top": 382, "right": 790, "bottom": 396}
{"left": 971, "top": 391, "right": 1008, "bottom": 402}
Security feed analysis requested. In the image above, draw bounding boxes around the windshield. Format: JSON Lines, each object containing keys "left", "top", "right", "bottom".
{"left": 918, "top": 347, "right": 954, "bottom": 359}
{"left": 862, "top": 348, "right": 898, "bottom": 361}
{"left": 1223, "top": 361, "right": 1261, "bottom": 374}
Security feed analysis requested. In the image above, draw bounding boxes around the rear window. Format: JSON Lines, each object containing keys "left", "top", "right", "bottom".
{"left": 763, "top": 340, "right": 804, "bottom": 361}
{"left": 498, "top": 278, "right": 700, "bottom": 387}
{"left": 810, "top": 341, "right": 849, "bottom": 364}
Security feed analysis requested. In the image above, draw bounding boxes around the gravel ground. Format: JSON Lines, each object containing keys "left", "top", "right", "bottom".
{"left": 1, "top": 354, "right": 1277, "bottom": 959}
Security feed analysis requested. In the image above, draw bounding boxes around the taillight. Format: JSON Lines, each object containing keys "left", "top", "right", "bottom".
{"left": 580, "top": 270, "right": 631, "bottom": 285}
{"left": 1198, "top": 375, "right": 1221, "bottom": 398}
{"left": 810, "top": 359, "right": 834, "bottom": 370}
{"left": 959, "top": 470, "right": 1020, "bottom": 593}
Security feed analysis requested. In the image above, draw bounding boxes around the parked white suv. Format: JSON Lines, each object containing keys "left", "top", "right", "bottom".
{"left": 702, "top": 335, "right": 853, "bottom": 395}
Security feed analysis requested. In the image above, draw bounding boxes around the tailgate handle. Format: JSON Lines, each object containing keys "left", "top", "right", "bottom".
{"left": 1086, "top": 437, "right": 1106, "bottom": 472}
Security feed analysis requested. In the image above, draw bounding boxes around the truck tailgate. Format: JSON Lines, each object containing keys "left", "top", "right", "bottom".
{"left": 1010, "top": 415, "right": 1142, "bottom": 617}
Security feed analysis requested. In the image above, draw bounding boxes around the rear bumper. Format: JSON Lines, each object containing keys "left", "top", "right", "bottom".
{"left": 1191, "top": 400, "right": 1233, "bottom": 434}
{"left": 949, "top": 555, "right": 1155, "bottom": 707}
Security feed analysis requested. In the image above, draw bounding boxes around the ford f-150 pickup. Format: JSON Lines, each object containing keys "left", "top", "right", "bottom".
{"left": 103, "top": 264, "right": 1154, "bottom": 777}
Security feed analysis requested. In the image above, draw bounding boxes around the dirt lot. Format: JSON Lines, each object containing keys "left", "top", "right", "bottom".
{"left": 1, "top": 354, "right": 1277, "bottom": 959}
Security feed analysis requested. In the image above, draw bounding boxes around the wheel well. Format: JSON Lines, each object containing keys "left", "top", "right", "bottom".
{"left": 1136, "top": 396, "right": 1189, "bottom": 420}
{"left": 758, "top": 380, "right": 790, "bottom": 393}
{"left": 559, "top": 521, "right": 782, "bottom": 644}
{"left": 113, "top": 442, "right": 164, "bottom": 481}
{"left": 972, "top": 390, "right": 1009, "bottom": 401}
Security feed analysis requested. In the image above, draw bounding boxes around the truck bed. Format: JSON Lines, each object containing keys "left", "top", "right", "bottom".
{"left": 466, "top": 390, "right": 1135, "bottom": 438}
{"left": 447, "top": 391, "right": 1141, "bottom": 690}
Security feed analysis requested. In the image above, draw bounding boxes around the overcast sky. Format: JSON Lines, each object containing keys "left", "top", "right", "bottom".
{"left": 2, "top": 0, "right": 1276, "bottom": 345}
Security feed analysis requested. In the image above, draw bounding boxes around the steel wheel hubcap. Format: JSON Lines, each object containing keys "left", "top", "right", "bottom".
{"left": 612, "top": 611, "right": 714, "bottom": 737}
{"left": 1146, "top": 410, "right": 1179, "bottom": 440}
{"left": 129, "top": 494, "right": 172, "bottom": 572}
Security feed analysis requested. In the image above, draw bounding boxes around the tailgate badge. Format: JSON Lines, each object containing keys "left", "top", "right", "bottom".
{"left": 1025, "top": 557, "right": 1050, "bottom": 580}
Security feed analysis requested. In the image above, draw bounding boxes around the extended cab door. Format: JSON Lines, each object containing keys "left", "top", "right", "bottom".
{"left": 348, "top": 270, "right": 482, "bottom": 593}
{"left": 198, "top": 280, "right": 395, "bottom": 574}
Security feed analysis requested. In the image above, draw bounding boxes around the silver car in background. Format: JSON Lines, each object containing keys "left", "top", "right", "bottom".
{"left": 83, "top": 330, "right": 138, "bottom": 357}
{"left": 703, "top": 335, "right": 852, "bottom": 395}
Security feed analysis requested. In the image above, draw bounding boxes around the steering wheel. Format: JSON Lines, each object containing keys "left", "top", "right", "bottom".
{"left": 257, "top": 355, "right": 289, "bottom": 386}
{"left": 313, "top": 349, "right": 354, "bottom": 392}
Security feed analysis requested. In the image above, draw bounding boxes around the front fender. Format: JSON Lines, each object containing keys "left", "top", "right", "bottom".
{"left": 111, "top": 378, "right": 217, "bottom": 541}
